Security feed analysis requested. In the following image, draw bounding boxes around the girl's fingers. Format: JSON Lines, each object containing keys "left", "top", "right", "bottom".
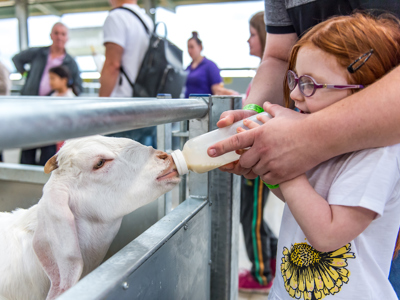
{"left": 236, "top": 127, "right": 246, "bottom": 133}
{"left": 243, "top": 119, "right": 261, "bottom": 129}
{"left": 236, "top": 149, "right": 248, "bottom": 155}
{"left": 256, "top": 114, "right": 270, "bottom": 124}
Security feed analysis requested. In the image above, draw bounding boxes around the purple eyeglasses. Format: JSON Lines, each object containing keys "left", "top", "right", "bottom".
{"left": 287, "top": 70, "right": 364, "bottom": 97}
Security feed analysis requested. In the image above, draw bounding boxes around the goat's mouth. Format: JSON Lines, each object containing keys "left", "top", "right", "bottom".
{"left": 157, "top": 164, "right": 179, "bottom": 181}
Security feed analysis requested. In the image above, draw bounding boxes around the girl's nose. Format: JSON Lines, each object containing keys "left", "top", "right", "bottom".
{"left": 290, "top": 85, "right": 304, "bottom": 102}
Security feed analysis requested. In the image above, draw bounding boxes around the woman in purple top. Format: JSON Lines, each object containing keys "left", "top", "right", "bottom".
{"left": 185, "top": 32, "right": 237, "bottom": 98}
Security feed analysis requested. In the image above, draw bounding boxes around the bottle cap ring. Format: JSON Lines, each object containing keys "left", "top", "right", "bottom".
{"left": 171, "top": 150, "right": 189, "bottom": 175}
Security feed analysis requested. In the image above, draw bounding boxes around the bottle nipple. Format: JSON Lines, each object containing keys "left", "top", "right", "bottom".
{"left": 171, "top": 150, "right": 189, "bottom": 175}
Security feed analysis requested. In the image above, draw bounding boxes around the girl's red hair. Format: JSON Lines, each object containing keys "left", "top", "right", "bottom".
{"left": 284, "top": 12, "right": 400, "bottom": 107}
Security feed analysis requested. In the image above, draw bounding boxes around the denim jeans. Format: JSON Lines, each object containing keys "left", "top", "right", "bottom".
{"left": 389, "top": 253, "right": 400, "bottom": 298}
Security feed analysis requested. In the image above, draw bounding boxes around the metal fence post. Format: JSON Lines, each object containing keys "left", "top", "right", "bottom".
{"left": 208, "top": 95, "right": 242, "bottom": 300}
{"left": 156, "top": 95, "right": 173, "bottom": 216}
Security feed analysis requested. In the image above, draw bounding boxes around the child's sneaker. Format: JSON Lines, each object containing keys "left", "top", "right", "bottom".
{"left": 238, "top": 269, "right": 273, "bottom": 294}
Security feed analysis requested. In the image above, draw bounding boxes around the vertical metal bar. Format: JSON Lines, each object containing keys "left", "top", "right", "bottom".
{"left": 208, "top": 96, "right": 242, "bottom": 300}
{"left": 164, "top": 123, "right": 172, "bottom": 214}
{"left": 15, "top": 0, "right": 29, "bottom": 51}
{"left": 230, "top": 174, "right": 241, "bottom": 297}
{"left": 187, "top": 96, "right": 211, "bottom": 199}
{"left": 179, "top": 120, "right": 188, "bottom": 204}
{"left": 156, "top": 94, "right": 173, "bottom": 215}
{"left": 186, "top": 96, "right": 211, "bottom": 300}
{"left": 157, "top": 124, "right": 165, "bottom": 219}
{"left": 156, "top": 122, "right": 173, "bottom": 216}
{"left": 143, "top": 0, "right": 156, "bottom": 23}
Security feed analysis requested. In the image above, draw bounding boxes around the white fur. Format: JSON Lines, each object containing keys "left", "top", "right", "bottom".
{"left": 0, "top": 135, "right": 180, "bottom": 300}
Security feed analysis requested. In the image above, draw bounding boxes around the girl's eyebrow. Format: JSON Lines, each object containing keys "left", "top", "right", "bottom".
{"left": 297, "top": 69, "right": 324, "bottom": 81}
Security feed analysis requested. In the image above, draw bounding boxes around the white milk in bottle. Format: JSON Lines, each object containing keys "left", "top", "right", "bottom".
{"left": 171, "top": 112, "right": 272, "bottom": 175}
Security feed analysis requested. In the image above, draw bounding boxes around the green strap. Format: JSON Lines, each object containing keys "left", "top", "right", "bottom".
{"left": 263, "top": 182, "right": 279, "bottom": 189}
{"left": 243, "top": 104, "right": 264, "bottom": 113}
{"left": 252, "top": 176, "right": 264, "bottom": 284}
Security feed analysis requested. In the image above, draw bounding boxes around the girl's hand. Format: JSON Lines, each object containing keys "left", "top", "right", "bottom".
{"left": 236, "top": 114, "right": 270, "bottom": 133}
{"left": 235, "top": 115, "right": 269, "bottom": 156}
{"left": 217, "top": 115, "right": 269, "bottom": 178}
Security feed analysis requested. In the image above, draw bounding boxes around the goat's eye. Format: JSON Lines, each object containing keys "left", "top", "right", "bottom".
{"left": 94, "top": 159, "right": 105, "bottom": 169}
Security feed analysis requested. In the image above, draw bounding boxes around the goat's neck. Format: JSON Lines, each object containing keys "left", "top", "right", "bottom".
{"left": 75, "top": 217, "right": 123, "bottom": 277}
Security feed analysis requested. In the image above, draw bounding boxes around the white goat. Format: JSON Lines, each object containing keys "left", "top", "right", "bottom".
{"left": 0, "top": 135, "right": 180, "bottom": 300}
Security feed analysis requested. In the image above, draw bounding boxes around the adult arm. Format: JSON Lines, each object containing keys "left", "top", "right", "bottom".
{"left": 216, "top": 33, "right": 297, "bottom": 128}
{"left": 280, "top": 175, "right": 376, "bottom": 252}
{"left": 211, "top": 83, "right": 238, "bottom": 96}
{"left": 208, "top": 65, "right": 400, "bottom": 184}
{"left": 12, "top": 47, "right": 41, "bottom": 75}
{"left": 99, "top": 42, "right": 123, "bottom": 97}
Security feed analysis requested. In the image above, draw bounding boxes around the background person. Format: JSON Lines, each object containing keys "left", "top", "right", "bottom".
{"left": 99, "top": 0, "right": 157, "bottom": 148}
{"left": 48, "top": 65, "right": 77, "bottom": 151}
{"left": 0, "top": 60, "right": 11, "bottom": 162}
{"left": 239, "top": 11, "right": 277, "bottom": 295}
{"left": 184, "top": 31, "right": 238, "bottom": 98}
{"left": 12, "top": 22, "right": 82, "bottom": 166}
{"left": 49, "top": 65, "right": 78, "bottom": 97}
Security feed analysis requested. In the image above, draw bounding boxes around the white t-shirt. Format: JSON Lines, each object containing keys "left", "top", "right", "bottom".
{"left": 269, "top": 144, "right": 400, "bottom": 300}
{"left": 103, "top": 4, "right": 154, "bottom": 97}
{"left": 50, "top": 88, "right": 75, "bottom": 97}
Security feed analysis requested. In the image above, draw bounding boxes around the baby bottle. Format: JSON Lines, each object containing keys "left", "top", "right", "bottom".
{"left": 171, "top": 112, "right": 272, "bottom": 175}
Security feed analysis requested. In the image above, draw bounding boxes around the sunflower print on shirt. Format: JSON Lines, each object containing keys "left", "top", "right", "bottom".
{"left": 281, "top": 243, "right": 355, "bottom": 300}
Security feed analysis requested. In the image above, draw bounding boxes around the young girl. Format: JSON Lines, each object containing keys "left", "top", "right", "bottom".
{"left": 49, "top": 65, "right": 77, "bottom": 151}
{"left": 240, "top": 13, "right": 400, "bottom": 300}
{"left": 49, "top": 65, "right": 77, "bottom": 97}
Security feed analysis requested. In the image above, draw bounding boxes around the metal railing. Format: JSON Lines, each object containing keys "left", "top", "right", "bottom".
{"left": 0, "top": 96, "right": 208, "bottom": 150}
{"left": 0, "top": 95, "right": 241, "bottom": 300}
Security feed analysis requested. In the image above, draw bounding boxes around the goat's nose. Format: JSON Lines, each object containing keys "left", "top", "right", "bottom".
{"left": 156, "top": 151, "right": 169, "bottom": 160}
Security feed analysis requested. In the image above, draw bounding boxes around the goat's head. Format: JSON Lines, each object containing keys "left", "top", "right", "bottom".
{"left": 45, "top": 135, "right": 180, "bottom": 220}
{"left": 34, "top": 135, "right": 180, "bottom": 300}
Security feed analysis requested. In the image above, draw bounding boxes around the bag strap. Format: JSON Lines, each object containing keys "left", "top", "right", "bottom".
{"left": 112, "top": 6, "right": 150, "bottom": 35}
{"left": 111, "top": 6, "right": 151, "bottom": 89}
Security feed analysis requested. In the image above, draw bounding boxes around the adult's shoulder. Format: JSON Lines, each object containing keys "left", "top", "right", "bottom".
{"left": 203, "top": 57, "right": 218, "bottom": 67}
{"left": 13, "top": 46, "right": 47, "bottom": 61}
{"left": 63, "top": 52, "right": 78, "bottom": 66}
{"left": 264, "top": 0, "right": 295, "bottom": 34}
{"left": 108, "top": 4, "right": 154, "bottom": 31}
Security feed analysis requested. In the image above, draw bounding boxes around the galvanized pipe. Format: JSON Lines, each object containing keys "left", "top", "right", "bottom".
{"left": 0, "top": 97, "right": 209, "bottom": 150}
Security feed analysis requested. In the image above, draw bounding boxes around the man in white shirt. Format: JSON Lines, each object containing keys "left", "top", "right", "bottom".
{"left": 99, "top": 0, "right": 156, "bottom": 146}
{"left": 99, "top": 0, "right": 153, "bottom": 97}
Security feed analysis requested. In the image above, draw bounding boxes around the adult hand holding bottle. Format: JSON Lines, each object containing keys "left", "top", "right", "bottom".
{"left": 207, "top": 102, "right": 316, "bottom": 185}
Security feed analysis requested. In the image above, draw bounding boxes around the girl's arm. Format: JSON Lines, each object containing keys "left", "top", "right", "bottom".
{"left": 269, "top": 187, "right": 285, "bottom": 202}
{"left": 280, "top": 174, "right": 377, "bottom": 252}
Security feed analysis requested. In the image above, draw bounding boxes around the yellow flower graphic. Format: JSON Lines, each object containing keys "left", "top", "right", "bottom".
{"left": 281, "top": 243, "right": 355, "bottom": 300}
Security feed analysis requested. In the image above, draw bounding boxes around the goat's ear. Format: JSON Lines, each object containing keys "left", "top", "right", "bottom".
{"left": 44, "top": 155, "right": 59, "bottom": 174}
{"left": 32, "top": 181, "right": 83, "bottom": 300}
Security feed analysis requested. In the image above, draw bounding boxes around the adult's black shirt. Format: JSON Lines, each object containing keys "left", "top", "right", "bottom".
{"left": 264, "top": 0, "right": 400, "bottom": 37}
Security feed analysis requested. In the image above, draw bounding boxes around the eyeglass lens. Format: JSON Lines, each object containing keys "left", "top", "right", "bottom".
{"left": 299, "top": 77, "right": 315, "bottom": 96}
{"left": 287, "top": 71, "right": 315, "bottom": 96}
{"left": 287, "top": 72, "right": 297, "bottom": 90}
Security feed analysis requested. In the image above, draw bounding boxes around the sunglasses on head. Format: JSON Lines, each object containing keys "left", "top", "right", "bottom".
{"left": 287, "top": 70, "right": 364, "bottom": 97}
